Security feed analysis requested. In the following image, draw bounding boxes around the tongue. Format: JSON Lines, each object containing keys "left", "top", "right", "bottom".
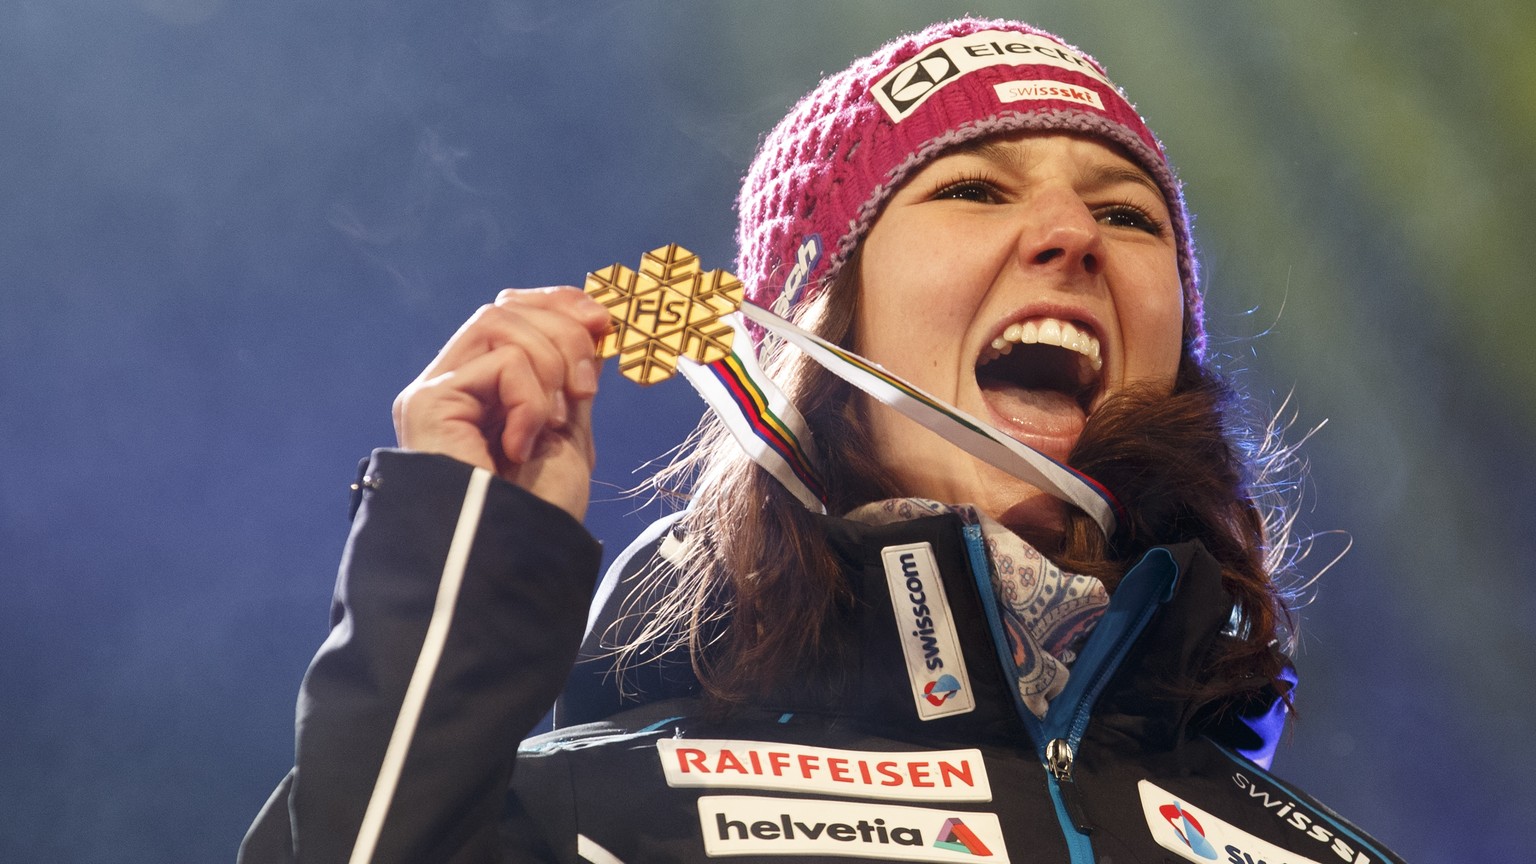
{"left": 978, "top": 380, "right": 1087, "bottom": 441}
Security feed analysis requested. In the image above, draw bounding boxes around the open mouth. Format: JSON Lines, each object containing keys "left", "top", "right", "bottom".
{"left": 975, "top": 317, "right": 1102, "bottom": 455}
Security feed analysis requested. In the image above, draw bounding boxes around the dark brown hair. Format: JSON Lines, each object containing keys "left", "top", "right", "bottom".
{"left": 627, "top": 249, "right": 1300, "bottom": 712}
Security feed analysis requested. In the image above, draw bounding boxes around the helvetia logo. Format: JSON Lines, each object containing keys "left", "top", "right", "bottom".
{"left": 1159, "top": 801, "right": 1219, "bottom": 860}
{"left": 700, "top": 796, "right": 1010, "bottom": 861}
{"left": 933, "top": 817, "right": 994, "bottom": 856}
{"left": 924, "top": 674, "right": 963, "bottom": 706}
{"left": 710, "top": 812, "right": 992, "bottom": 855}
{"left": 880, "top": 47, "right": 961, "bottom": 113}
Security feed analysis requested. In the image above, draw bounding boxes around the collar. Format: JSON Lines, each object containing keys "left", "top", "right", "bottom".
{"left": 815, "top": 513, "right": 1285, "bottom": 760}
{"left": 560, "top": 509, "right": 1289, "bottom": 763}
{"left": 844, "top": 498, "right": 1110, "bottom": 720}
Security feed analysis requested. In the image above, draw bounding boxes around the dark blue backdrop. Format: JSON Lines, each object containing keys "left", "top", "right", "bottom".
{"left": 3, "top": 2, "right": 1532, "bottom": 861}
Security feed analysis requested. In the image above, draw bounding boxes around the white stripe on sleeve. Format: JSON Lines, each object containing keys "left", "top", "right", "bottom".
{"left": 577, "top": 834, "right": 628, "bottom": 864}
{"left": 348, "top": 467, "right": 493, "bottom": 864}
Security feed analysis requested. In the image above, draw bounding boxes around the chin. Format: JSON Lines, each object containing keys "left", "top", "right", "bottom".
{"left": 995, "top": 492, "right": 1066, "bottom": 539}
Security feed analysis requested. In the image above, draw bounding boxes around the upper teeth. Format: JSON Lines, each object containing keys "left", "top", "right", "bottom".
{"left": 982, "top": 318, "right": 1102, "bottom": 371}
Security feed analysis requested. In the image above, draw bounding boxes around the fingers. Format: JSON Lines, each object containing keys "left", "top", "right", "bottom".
{"left": 494, "top": 285, "right": 612, "bottom": 334}
{"left": 420, "top": 287, "right": 608, "bottom": 393}
{"left": 495, "top": 287, "right": 611, "bottom": 401}
{"left": 394, "top": 286, "right": 613, "bottom": 474}
{"left": 453, "top": 343, "right": 560, "bottom": 463}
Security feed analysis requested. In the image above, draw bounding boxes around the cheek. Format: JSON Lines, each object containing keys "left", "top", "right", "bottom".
{"left": 857, "top": 218, "right": 999, "bottom": 359}
{"left": 853, "top": 290, "right": 973, "bottom": 380}
{"left": 1119, "top": 271, "right": 1185, "bottom": 385}
{"left": 855, "top": 242, "right": 959, "bottom": 361}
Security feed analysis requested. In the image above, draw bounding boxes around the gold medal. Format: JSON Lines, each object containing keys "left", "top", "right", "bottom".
{"left": 584, "top": 244, "right": 743, "bottom": 385}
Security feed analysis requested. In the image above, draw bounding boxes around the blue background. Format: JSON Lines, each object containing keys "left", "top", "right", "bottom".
{"left": 3, "top": 1, "right": 1532, "bottom": 860}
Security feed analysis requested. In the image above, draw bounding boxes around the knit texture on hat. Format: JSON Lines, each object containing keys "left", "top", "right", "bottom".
{"left": 736, "top": 18, "right": 1204, "bottom": 357}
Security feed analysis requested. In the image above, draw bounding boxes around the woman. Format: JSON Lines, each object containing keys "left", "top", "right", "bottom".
{"left": 241, "top": 18, "right": 1405, "bottom": 864}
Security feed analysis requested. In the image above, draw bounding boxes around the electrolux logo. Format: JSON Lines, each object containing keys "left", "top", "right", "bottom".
{"left": 699, "top": 795, "right": 1009, "bottom": 861}
{"left": 881, "top": 542, "right": 975, "bottom": 720}
{"left": 879, "top": 46, "right": 962, "bottom": 114}
{"left": 1160, "top": 801, "right": 1220, "bottom": 860}
{"left": 871, "top": 30, "right": 1112, "bottom": 123}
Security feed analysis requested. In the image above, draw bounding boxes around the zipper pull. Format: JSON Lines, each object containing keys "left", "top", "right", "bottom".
{"left": 1046, "top": 738, "right": 1095, "bottom": 836}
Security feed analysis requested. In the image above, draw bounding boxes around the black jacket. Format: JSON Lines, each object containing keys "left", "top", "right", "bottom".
{"left": 240, "top": 450, "right": 1405, "bottom": 863}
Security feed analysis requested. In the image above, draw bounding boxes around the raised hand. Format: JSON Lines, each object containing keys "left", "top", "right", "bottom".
{"left": 392, "top": 286, "right": 611, "bottom": 521}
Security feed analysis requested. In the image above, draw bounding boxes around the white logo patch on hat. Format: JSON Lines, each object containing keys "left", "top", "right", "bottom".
{"left": 770, "top": 234, "right": 822, "bottom": 318}
{"left": 873, "top": 30, "right": 1111, "bottom": 122}
{"left": 882, "top": 542, "right": 974, "bottom": 720}
{"left": 994, "top": 79, "right": 1104, "bottom": 110}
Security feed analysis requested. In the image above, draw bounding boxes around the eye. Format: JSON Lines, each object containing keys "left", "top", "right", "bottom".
{"left": 932, "top": 178, "right": 1003, "bottom": 204}
{"left": 1095, "top": 202, "right": 1167, "bottom": 236}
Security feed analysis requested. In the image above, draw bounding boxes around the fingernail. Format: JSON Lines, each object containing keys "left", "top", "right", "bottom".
{"left": 518, "top": 433, "right": 537, "bottom": 463}
{"left": 573, "top": 358, "right": 599, "bottom": 395}
{"left": 551, "top": 389, "right": 569, "bottom": 426}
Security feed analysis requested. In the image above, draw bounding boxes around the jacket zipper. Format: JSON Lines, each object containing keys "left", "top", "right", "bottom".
{"left": 962, "top": 526, "right": 1180, "bottom": 864}
{"left": 1045, "top": 737, "right": 1094, "bottom": 834}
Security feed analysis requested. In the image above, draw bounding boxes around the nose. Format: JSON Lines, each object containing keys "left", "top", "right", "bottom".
{"left": 1017, "top": 190, "right": 1104, "bottom": 278}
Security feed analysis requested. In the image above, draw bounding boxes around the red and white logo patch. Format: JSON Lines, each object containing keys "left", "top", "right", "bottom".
{"left": 658, "top": 739, "right": 992, "bottom": 802}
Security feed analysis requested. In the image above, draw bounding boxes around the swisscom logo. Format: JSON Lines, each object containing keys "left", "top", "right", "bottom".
{"left": 1160, "top": 801, "right": 1219, "bottom": 860}
{"left": 881, "top": 542, "right": 975, "bottom": 720}
{"left": 1138, "top": 780, "right": 1329, "bottom": 864}
{"left": 924, "top": 674, "right": 963, "bottom": 706}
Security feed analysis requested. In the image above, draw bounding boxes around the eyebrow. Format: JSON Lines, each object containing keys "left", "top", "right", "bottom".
{"left": 1080, "top": 163, "right": 1164, "bottom": 200}
{"left": 965, "top": 139, "right": 1166, "bottom": 202}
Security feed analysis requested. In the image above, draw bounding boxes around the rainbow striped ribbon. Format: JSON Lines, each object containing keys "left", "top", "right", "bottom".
{"left": 680, "top": 304, "right": 1122, "bottom": 538}
{"left": 676, "top": 315, "right": 827, "bottom": 512}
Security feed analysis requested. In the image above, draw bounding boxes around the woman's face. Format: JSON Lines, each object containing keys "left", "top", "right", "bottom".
{"left": 854, "top": 132, "right": 1184, "bottom": 533}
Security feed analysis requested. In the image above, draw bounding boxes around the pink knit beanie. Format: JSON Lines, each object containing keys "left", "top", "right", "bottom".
{"left": 737, "top": 18, "right": 1204, "bottom": 358}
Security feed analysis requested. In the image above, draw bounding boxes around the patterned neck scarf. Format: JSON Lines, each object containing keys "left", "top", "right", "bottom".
{"left": 846, "top": 499, "right": 1109, "bottom": 719}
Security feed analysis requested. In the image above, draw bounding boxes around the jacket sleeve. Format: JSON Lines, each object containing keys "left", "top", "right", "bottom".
{"left": 239, "top": 449, "right": 603, "bottom": 864}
